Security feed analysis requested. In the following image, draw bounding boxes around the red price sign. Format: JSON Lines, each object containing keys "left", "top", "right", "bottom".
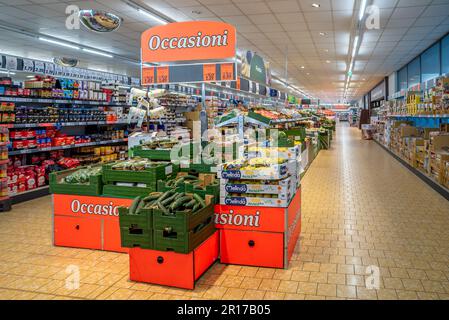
{"left": 220, "top": 63, "right": 234, "bottom": 81}
{"left": 203, "top": 64, "right": 216, "bottom": 82}
{"left": 157, "top": 66, "right": 169, "bottom": 83}
{"left": 142, "top": 67, "right": 154, "bottom": 85}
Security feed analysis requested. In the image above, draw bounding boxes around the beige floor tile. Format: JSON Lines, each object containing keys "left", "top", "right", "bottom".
{"left": 243, "top": 290, "right": 265, "bottom": 300}
{"left": 222, "top": 288, "right": 246, "bottom": 300}
{"left": 284, "top": 293, "right": 306, "bottom": 300}
{"left": 263, "top": 291, "right": 285, "bottom": 300}
{"left": 327, "top": 273, "right": 346, "bottom": 285}
{"left": 277, "top": 280, "right": 299, "bottom": 293}
{"left": 317, "top": 283, "right": 337, "bottom": 297}
{"left": 291, "top": 270, "right": 310, "bottom": 282}
{"left": 297, "top": 282, "right": 317, "bottom": 295}
{"left": 240, "top": 277, "right": 262, "bottom": 290}
{"left": 356, "top": 287, "right": 378, "bottom": 300}
{"left": 258, "top": 279, "right": 280, "bottom": 291}
{"left": 337, "top": 285, "right": 357, "bottom": 299}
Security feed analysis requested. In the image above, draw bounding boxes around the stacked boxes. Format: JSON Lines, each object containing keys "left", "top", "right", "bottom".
{"left": 118, "top": 193, "right": 215, "bottom": 253}
{"left": 102, "top": 160, "right": 175, "bottom": 197}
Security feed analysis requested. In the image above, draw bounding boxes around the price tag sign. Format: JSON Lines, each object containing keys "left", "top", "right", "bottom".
{"left": 5, "top": 56, "right": 18, "bottom": 71}
{"left": 220, "top": 63, "right": 234, "bottom": 81}
{"left": 45, "top": 63, "right": 55, "bottom": 75}
{"left": 22, "top": 59, "right": 34, "bottom": 72}
{"left": 34, "top": 61, "right": 45, "bottom": 73}
{"left": 54, "top": 64, "right": 63, "bottom": 76}
{"left": 142, "top": 67, "right": 155, "bottom": 85}
{"left": 236, "top": 77, "right": 241, "bottom": 90}
{"left": 203, "top": 64, "right": 216, "bottom": 82}
{"left": 157, "top": 66, "right": 169, "bottom": 83}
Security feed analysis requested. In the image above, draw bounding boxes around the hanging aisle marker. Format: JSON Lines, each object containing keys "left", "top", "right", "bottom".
{"left": 140, "top": 21, "right": 237, "bottom": 85}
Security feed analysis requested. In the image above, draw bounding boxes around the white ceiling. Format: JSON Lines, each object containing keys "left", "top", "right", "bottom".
{"left": 0, "top": 0, "right": 449, "bottom": 103}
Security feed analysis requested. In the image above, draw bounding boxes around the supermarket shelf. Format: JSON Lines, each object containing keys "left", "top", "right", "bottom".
{"left": 0, "top": 121, "right": 137, "bottom": 129}
{"left": 8, "top": 138, "right": 128, "bottom": 156}
{"left": 11, "top": 185, "right": 50, "bottom": 205}
{"left": 374, "top": 139, "right": 449, "bottom": 201}
{"left": 0, "top": 96, "right": 130, "bottom": 106}
{"left": 0, "top": 159, "right": 9, "bottom": 165}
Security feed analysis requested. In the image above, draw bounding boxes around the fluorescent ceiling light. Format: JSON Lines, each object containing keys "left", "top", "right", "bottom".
{"left": 138, "top": 8, "right": 168, "bottom": 25}
{"left": 351, "top": 35, "right": 359, "bottom": 58}
{"left": 0, "top": 70, "right": 15, "bottom": 75}
{"left": 359, "top": 0, "right": 367, "bottom": 21}
{"left": 319, "top": 32, "right": 326, "bottom": 36}
{"left": 38, "top": 37, "right": 80, "bottom": 50}
{"left": 312, "top": 3, "right": 320, "bottom": 8}
{"left": 82, "top": 48, "right": 113, "bottom": 58}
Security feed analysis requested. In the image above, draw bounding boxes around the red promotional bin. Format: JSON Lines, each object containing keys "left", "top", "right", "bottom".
{"left": 215, "top": 187, "right": 301, "bottom": 269}
{"left": 53, "top": 194, "right": 133, "bottom": 253}
{"left": 129, "top": 231, "right": 219, "bottom": 290}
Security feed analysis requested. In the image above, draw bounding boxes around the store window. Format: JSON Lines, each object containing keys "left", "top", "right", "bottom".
{"left": 421, "top": 42, "right": 440, "bottom": 82}
{"left": 397, "top": 67, "right": 408, "bottom": 91}
{"left": 407, "top": 57, "right": 421, "bottom": 88}
{"left": 442, "top": 34, "right": 449, "bottom": 75}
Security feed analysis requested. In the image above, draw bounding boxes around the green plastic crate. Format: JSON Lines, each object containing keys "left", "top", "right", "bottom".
{"left": 120, "top": 227, "right": 153, "bottom": 249}
{"left": 103, "top": 184, "right": 155, "bottom": 198}
{"left": 153, "top": 218, "right": 215, "bottom": 253}
{"left": 132, "top": 146, "right": 172, "bottom": 160}
{"left": 179, "top": 163, "right": 218, "bottom": 174}
{"left": 153, "top": 202, "right": 214, "bottom": 234}
{"left": 49, "top": 166, "right": 103, "bottom": 196}
{"left": 102, "top": 162, "right": 174, "bottom": 185}
{"left": 118, "top": 206, "right": 153, "bottom": 231}
{"left": 184, "top": 183, "right": 219, "bottom": 204}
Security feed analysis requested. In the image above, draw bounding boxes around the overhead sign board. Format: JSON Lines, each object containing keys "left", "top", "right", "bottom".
{"left": 241, "top": 50, "right": 272, "bottom": 86}
{"left": 141, "top": 21, "right": 236, "bottom": 64}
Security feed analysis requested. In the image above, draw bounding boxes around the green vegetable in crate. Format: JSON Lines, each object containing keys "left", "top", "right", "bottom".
{"left": 143, "top": 193, "right": 162, "bottom": 202}
{"left": 170, "top": 196, "right": 192, "bottom": 211}
{"left": 193, "top": 194, "right": 206, "bottom": 208}
{"left": 185, "top": 199, "right": 196, "bottom": 209}
{"left": 129, "top": 196, "right": 142, "bottom": 215}
{"left": 62, "top": 166, "right": 101, "bottom": 184}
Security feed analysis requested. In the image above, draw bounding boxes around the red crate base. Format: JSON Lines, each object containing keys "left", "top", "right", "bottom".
{"left": 53, "top": 194, "right": 133, "bottom": 253}
{"left": 129, "top": 231, "right": 219, "bottom": 290}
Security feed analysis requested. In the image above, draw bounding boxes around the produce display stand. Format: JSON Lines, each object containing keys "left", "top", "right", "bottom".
{"left": 53, "top": 194, "right": 133, "bottom": 253}
{"left": 214, "top": 187, "right": 301, "bottom": 269}
{"left": 129, "top": 231, "right": 219, "bottom": 290}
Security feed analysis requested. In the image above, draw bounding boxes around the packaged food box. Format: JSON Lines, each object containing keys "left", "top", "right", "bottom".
{"left": 219, "top": 192, "right": 293, "bottom": 208}
{"left": 247, "top": 145, "right": 300, "bottom": 160}
{"left": 220, "top": 176, "right": 291, "bottom": 195}
{"left": 218, "top": 163, "right": 289, "bottom": 180}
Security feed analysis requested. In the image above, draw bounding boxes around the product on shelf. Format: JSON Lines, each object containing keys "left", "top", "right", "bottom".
{"left": 62, "top": 166, "right": 102, "bottom": 184}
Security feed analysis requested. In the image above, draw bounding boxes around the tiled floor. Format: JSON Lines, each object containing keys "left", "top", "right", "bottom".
{"left": 1, "top": 124, "right": 449, "bottom": 300}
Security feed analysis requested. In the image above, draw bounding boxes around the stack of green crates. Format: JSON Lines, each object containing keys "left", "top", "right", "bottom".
{"left": 152, "top": 200, "right": 215, "bottom": 253}
{"left": 102, "top": 161, "right": 177, "bottom": 198}
{"left": 119, "top": 206, "right": 153, "bottom": 249}
{"left": 119, "top": 194, "right": 215, "bottom": 253}
{"left": 49, "top": 165, "right": 103, "bottom": 196}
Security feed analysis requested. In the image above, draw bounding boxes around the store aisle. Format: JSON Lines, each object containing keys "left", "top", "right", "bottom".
{"left": 1, "top": 124, "right": 449, "bottom": 300}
